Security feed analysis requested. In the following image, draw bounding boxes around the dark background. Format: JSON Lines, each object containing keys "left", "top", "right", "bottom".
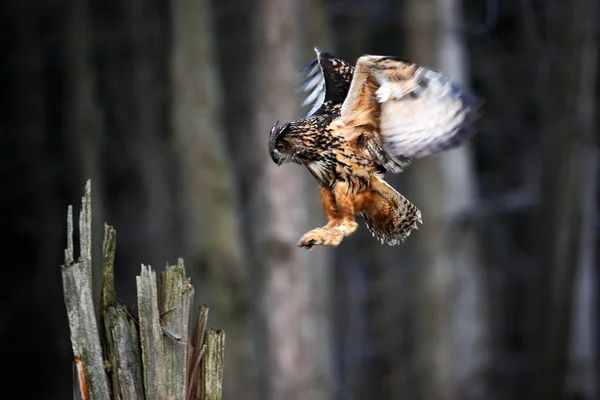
{"left": 1, "top": 0, "right": 598, "bottom": 399}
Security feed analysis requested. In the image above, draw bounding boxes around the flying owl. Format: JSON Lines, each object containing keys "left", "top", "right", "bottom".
{"left": 268, "top": 48, "right": 481, "bottom": 249}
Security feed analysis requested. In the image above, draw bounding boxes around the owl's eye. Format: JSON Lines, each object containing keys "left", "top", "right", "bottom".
{"left": 276, "top": 142, "right": 285, "bottom": 152}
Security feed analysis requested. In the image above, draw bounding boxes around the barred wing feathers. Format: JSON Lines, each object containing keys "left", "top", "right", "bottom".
{"left": 300, "top": 48, "right": 355, "bottom": 116}
{"left": 340, "top": 55, "right": 482, "bottom": 163}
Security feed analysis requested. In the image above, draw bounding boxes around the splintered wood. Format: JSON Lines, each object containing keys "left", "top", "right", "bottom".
{"left": 60, "top": 180, "right": 225, "bottom": 400}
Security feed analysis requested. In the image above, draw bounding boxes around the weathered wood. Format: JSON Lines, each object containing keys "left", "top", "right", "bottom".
{"left": 101, "top": 224, "right": 117, "bottom": 312}
{"left": 188, "top": 305, "right": 209, "bottom": 399}
{"left": 61, "top": 180, "right": 111, "bottom": 399}
{"left": 79, "top": 180, "right": 92, "bottom": 264}
{"left": 137, "top": 264, "right": 167, "bottom": 399}
{"left": 158, "top": 259, "right": 194, "bottom": 399}
{"left": 61, "top": 180, "right": 225, "bottom": 399}
{"left": 65, "top": 205, "right": 74, "bottom": 265}
{"left": 99, "top": 224, "right": 117, "bottom": 394}
{"left": 202, "top": 329, "right": 225, "bottom": 400}
{"left": 104, "top": 303, "right": 145, "bottom": 400}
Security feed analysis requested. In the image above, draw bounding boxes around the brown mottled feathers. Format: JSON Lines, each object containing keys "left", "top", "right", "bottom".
{"left": 269, "top": 48, "right": 481, "bottom": 248}
{"left": 341, "top": 55, "right": 482, "bottom": 162}
{"left": 357, "top": 176, "right": 422, "bottom": 245}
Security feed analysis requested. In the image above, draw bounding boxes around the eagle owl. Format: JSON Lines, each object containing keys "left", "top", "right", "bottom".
{"left": 268, "top": 48, "right": 481, "bottom": 249}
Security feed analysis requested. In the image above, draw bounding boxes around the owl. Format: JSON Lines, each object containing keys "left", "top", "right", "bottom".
{"left": 268, "top": 48, "right": 481, "bottom": 249}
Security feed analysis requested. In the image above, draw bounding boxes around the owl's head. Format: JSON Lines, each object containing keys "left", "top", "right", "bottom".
{"left": 269, "top": 121, "right": 305, "bottom": 166}
{"left": 269, "top": 120, "right": 317, "bottom": 166}
{"left": 268, "top": 121, "right": 291, "bottom": 165}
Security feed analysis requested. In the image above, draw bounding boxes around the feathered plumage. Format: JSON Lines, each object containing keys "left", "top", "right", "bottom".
{"left": 269, "top": 48, "right": 482, "bottom": 249}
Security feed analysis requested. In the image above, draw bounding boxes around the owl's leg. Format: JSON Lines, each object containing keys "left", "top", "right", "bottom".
{"left": 331, "top": 182, "right": 359, "bottom": 234}
{"left": 298, "top": 188, "right": 343, "bottom": 248}
{"left": 298, "top": 185, "right": 357, "bottom": 249}
{"left": 321, "top": 187, "right": 342, "bottom": 228}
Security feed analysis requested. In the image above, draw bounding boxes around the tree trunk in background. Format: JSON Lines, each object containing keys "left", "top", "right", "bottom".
{"left": 534, "top": 0, "right": 598, "bottom": 398}
{"left": 92, "top": 0, "right": 182, "bottom": 299}
{"left": 568, "top": 163, "right": 598, "bottom": 400}
{"left": 128, "top": 0, "right": 179, "bottom": 266}
{"left": 65, "top": 0, "right": 105, "bottom": 302}
{"left": 170, "top": 0, "right": 253, "bottom": 399}
{"left": 212, "top": 0, "right": 254, "bottom": 180}
{"left": 404, "top": 0, "right": 490, "bottom": 399}
{"left": 250, "top": 0, "right": 332, "bottom": 398}
{"left": 302, "top": 1, "right": 336, "bottom": 399}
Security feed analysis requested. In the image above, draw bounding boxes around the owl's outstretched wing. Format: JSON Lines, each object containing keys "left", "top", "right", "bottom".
{"left": 299, "top": 48, "right": 355, "bottom": 116}
{"left": 340, "top": 55, "right": 482, "bottom": 166}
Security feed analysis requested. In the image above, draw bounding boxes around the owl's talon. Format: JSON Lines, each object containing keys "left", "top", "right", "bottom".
{"left": 299, "top": 238, "right": 317, "bottom": 249}
{"left": 298, "top": 227, "right": 344, "bottom": 249}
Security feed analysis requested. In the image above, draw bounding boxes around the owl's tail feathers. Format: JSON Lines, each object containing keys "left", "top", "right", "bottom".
{"left": 361, "top": 177, "right": 422, "bottom": 245}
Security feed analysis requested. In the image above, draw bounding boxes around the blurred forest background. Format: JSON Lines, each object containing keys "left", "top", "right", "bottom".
{"left": 1, "top": 0, "right": 599, "bottom": 399}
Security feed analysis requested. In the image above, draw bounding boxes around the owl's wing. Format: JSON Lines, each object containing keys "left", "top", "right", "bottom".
{"left": 299, "top": 48, "right": 355, "bottom": 116}
{"left": 340, "top": 55, "right": 482, "bottom": 165}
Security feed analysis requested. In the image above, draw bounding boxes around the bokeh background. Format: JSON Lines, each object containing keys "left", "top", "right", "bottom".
{"left": 1, "top": 0, "right": 598, "bottom": 399}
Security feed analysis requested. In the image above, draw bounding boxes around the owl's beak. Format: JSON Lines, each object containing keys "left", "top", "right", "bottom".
{"left": 269, "top": 148, "right": 285, "bottom": 165}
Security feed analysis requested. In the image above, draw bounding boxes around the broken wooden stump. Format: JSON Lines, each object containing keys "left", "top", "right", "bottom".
{"left": 60, "top": 180, "right": 225, "bottom": 400}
